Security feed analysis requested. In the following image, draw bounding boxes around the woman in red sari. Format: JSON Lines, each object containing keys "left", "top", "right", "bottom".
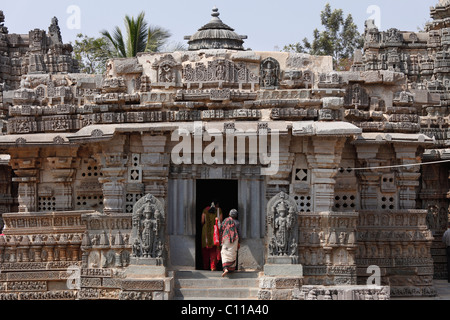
{"left": 201, "top": 202, "right": 223, "bottom": 271}
{"left": 220, "top": 209, "right": 241, "bottom": 277}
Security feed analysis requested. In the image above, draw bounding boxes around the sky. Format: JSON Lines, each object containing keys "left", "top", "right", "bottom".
{"left": 0, "top": 0, "right": 439, "bottom": 51}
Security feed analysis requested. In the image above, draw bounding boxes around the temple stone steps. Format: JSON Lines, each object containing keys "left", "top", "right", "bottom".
{"left": 173, "top": 270, "right": 261, "bottom": 300}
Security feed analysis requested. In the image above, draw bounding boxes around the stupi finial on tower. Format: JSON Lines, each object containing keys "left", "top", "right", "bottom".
{"left": 184, "top": 6, "right": 248, "bottom": 51}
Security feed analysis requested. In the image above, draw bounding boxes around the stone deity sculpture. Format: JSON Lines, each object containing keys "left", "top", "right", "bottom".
{"left": 130, "top": 194, "right": 165, "bottom": 264}
{"left": 267, "top": 192, "right": 299, "bottom": 263}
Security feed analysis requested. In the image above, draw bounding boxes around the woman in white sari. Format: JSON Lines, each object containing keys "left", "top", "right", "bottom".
{"left": 220, "top": 209, "right": 241, "bottom": 277}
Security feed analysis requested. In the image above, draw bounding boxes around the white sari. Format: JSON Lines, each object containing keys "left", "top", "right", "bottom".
{"left": 221, "top": 237, "right": 239, "bottom": 271}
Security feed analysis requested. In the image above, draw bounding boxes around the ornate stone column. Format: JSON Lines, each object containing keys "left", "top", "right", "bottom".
{"left": 18, "top": 235, "right": 30, "bottom": 262}
{"left": 265, "top": 133, "right": 294, "bottom": 199}
{"left": 354, "top": 143, "right": 381, "bottom": 210}
{"left": 393, "top": 143, "right": 421, "bottom": 210}
{"left": 69, "top": 234, "right": 82, "bottom": 262}
{"left": 141, "top": 135, "right": 169, "bottom": 199}
{"left": 32, "top": 235, "right": 44, "bottom": 262}
{"left": 80, "top": 231, "right": 91, "bottom": 268}
{"left": 45, "top": 235, "right": 56, "bottom": 262}
{"left": 113, "top": 231, "right": 125, "bottom": 267}
{"left": 306, "top": 137, "right": 347, "bottom": 212}
{"left": 100, "top": 153, "right": 127, "bottom": 215}
{"left": 58, "top": 234, "right": 68, "bottom": 262}
{"left": 10, "top": 154, "right": 40, "bottom": 213}
{"left": 47, "top": 157, "right": 76, "bottom": 211}
{"left": 8, "top": 236, "right": 17, "bottom": 263}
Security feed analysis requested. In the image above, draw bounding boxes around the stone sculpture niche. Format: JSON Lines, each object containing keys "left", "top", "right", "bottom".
{"left": 152, "top": 54, "right": 181, "bottom": 88}
{"left": 266, "top": 192, "right": 299, "bottom": 264}
{"left": 260, "top": 57, "right": 280, "bottom": 89}
{"left": 130, "top": 194, "right": 165, "bottom": 266}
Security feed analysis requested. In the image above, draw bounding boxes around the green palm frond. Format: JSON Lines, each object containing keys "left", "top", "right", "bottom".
{"left": 101, "top": 26, "right": 126, "bottom": 58}
{"left": 145, "top": 25, "right": 172, "bottom": 53}
{"left": 101, "top": 11, "right": 172, "bottom": 58}
{"left": 125, "top": 11, "right": 148, "bottom": 57}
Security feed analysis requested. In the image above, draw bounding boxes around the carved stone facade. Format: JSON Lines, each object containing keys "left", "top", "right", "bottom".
{"left": 0, "top": 12, "right": 78, "bottom": 92}
{"left": 0, "top": 4, "right": 448, "bottom": 300}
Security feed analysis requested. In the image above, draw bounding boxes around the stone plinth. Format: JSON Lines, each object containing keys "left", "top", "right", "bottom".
{"left": 264, "top": 264, "right": 303, "bottom": 277}
{"left": 130, "top": 257, "right": 164, "bottom": 267}
{"left": 267, "top": 256, "right": 298, "bottom": 265}
{"left": 297, "top": 285, "right": 391, "bottom": 300}
{"left": 124, "top": 265, "right": 167, "bottom": 278}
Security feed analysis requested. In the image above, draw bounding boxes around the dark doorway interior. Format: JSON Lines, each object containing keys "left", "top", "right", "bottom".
{"left": 195, "top": 179, "right": 239, "bottom": 270}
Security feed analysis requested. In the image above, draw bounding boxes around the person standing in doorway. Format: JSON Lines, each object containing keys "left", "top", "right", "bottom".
{"left": 221, "top": 209, "right": 241, "bottom": 277}
{"left": 443, "top": 221, "right": 450, "bottom": 283}
{"left": 201, "top": 201, "right": 223, "bottom": 271}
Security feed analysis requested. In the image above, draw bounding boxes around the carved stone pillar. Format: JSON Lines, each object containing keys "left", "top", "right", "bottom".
{"left": 58, "top": 235, "right": 68, "bottom": 262}
{"left": 81, "top": 231, "right": 91, "bottom": 268}
{"left": 13, "top": 167, "right": 39, "bottom": 212}
{"left": 354, "top": 144, "right": 381, "bottom": 210}
{"left": 18, "top": 235, "right": 30, "bottom": 262}
{"left": 100, "top": 153, "right": 127, "bottom": 215}
{"left": 141, "top": 135, "right": 169, "bottom": 198}
{"left": 359, "top": 171, "right": 382, "bottom": 210}
{"left": 8, "top": 237, "right": 17, "bottom": 263}
{"left": 47, "top": 157, "right": 76, "bottom": 211}
{"left": 70, "top": 234, "right": 82, "bottom": 262}
{"left": 307, "top": 137, "right": 347, "bottom": 212}
{"left": 265, "top": 134, "right": 294, "bottom": 199}
{"left": 45, "top": 235, "right": 56, "bottom": 262}
{"left": 113, "top": 231, "right": 125, "bottom": 267}
{"left": 393, "top": 143, "right": 421, "bottom": 210}
{"left": 32, "top": 245, "right": 42, "bottom": 262}
{"left": 8, "top": 149, "right": 40, "bottom": 213}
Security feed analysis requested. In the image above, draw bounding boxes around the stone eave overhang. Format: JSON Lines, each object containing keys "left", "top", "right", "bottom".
{"left": 0, "top": 121, "right": 365, "bottom": 150}
{"left": 292, "top": 121, "right": 362, "bottom": 137}
{"left": 423, "top": 148, "right": 450, "bottom": 160}
{"left": 352, "top": 132, "right": 435, "bottom": 146}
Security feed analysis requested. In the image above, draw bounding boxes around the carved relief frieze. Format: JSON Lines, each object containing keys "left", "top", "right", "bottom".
{"left": 183, "top": 59, "right": 258, "bottom": 88}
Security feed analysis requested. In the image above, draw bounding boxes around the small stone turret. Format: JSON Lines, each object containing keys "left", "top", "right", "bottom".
{"left": 184, "top": 7, "right": 247, "bottom": 51}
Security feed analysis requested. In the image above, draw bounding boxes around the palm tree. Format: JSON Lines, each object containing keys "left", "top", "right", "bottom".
{"left": 101, "top": 11, "right": 172, "bottom": 58}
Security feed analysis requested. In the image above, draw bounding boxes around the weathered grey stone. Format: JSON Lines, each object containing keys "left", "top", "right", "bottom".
{"left": 121, "top": 279, "right": 164, "bottom": 291}
{"left": 0, "top": 1, "right": 448, "bottom": 301}
{"left": 113, "top": 58, "right": 144, "bottom": 75}
{"left": 264, "top": 264, "right": 304, "bottom": 277}
{"left": 322, "top": 97, "right": 344, "bottom": 109}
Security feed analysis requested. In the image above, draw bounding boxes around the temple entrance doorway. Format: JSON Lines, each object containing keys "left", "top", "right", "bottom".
{"left": 195, "top": 179, "right": 238, "bottom": 270}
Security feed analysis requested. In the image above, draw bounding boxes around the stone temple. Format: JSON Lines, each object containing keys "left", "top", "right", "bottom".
{"left": 0, "top": 3, "right": 448, "bottom": 300}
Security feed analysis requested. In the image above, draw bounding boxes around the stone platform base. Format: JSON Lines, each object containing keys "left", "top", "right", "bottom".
{"left": 297, "top": 285, "right": 391, "bottom": 300}
{"left": 263, "top": 264, "right": 303, "bottom": 277}
{"left": 390, "top": 286, "right": 437, "bottom": 298}
{"left": 124, "top": 265, "right": 167, "bottom": 278}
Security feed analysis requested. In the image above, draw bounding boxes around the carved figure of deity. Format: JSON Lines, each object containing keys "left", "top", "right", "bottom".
{"left": 260, "top": 57, "right": 280, "bottom": 89}
{"left": 131, "top": 194, "right": 165, "bottom": 261}
{"left": 426, "top": 205, "right": 438, "bottom": 231}
{"left": 274, "top": 202, "right": 293, "bottom": 255}
{"left": 352, "top": 85, "right": 361, "bottom": 106}
{"left": 159, "top": 63, "right": 175, "bottom": 83}
{"left": 141, "top": 211, "right": 156, "bottom": 257}
{"left": 267, "top": 192, "right": 299, "bottom": 261}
